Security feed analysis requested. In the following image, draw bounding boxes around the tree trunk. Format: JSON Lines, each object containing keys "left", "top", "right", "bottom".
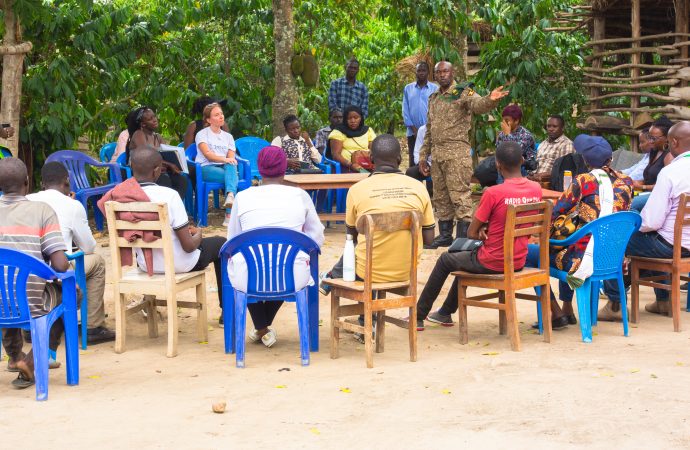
{"left": 271, "top": 0, "right": 297, "bottom": 138}
{"left": 0, "top": 0, "right": 31, "bottom": 157}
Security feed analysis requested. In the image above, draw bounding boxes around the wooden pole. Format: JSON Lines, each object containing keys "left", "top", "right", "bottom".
{"left": 676, "top": 0, "right": 689, "bottom": 89}
{"left": 591, "top": 14, "right": 606, "bottom": 111}
{"left": 631, "top": 0, "right": 641, "bottom": 152}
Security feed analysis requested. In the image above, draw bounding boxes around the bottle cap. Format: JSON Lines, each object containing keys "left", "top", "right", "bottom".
{"left": 346, "top": 234, "right": 353, "bottom": 240}
{"left": 564, "top": 170, "right": 572, "bottom": 175}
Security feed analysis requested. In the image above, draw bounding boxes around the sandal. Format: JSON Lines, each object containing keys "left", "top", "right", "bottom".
{"left": 11, "top": 372, "right": 35, "bottom": 390}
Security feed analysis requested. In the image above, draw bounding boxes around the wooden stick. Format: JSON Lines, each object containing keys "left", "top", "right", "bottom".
{"left": 583, "top": 69, "right": 678, "bottom": 81}
{"left": 583, "top": 79, "right": 679, "bottom": 89}
{"left": 583, "top": 107, "right": 674, "bottom": 113}
{"left": 586, "top": 32, "right": 690, "bottom": 46}
{"left": 586, "top": 47, "right": 679, "bottom": 60}
{"left": 588, "top": 91, "right": 680, "bottom": 102}
{"left": 584, "top": 63, "right": 681, "bottom": 73}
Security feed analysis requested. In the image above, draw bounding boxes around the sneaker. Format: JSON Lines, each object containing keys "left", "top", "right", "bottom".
{"left": 224, "top": 192, "right": 235, "bottom": 208}
{"left": 318, "top": 272, "right": 332, "bottom": 296}
{"left": 249, "top": 327, "right": 275, "bottom": 343}
{"left": 645, "top": 300, "right": 671, "bottom": 316}
{"left": 427, "top": 311, "right": 454, "bottom": 326}
{"left": 403, "top": 316, "right": 425, "bottom": 331}
{"left": 597, "top": 301, "right": 625, "bottom": 322}
{"left": 222, "top": 214, "right": 231, "bottom": 227}
{"left": 86, "top": 326, "right": 116, "bottom": 344}
{"left": 261, "top": 329, "right": 277, "bottom": 348}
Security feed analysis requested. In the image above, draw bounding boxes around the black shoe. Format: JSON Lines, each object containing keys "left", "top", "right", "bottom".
{"left": 218, "top": 314, "right": 224, "bottom": 328}
{"left": 86, "top": 326, "right": 116, "bottom": 344}
{"left": 531, "top": 315, "right": 569, "bottom": 330}
{"left": 566, "top": 314, "right": 577, "bottom": 325}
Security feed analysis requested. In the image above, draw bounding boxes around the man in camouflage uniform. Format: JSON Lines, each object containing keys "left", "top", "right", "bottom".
{"left": 419, "top": 61, "right": 509, "bottom": 248}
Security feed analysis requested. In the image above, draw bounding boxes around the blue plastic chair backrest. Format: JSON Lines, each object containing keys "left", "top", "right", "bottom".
{"left": 99, "top": 142, "right": 117, "bottom": 163}
{"left": 235, "top": 137, "right": 269, "bottom": 178}
{"left": 46, "top": 150, "right": 106, "bottom": 191}
{"left": 116, "top": 152, "right": 127, "bottom": 166}
{"left": 220, "top": 228, "right": 320, "bottom": 297}
{"left": 185, "top": 143, "right": 197, "bottom": 161}
{"left": 0, "top": 146, "right": 12, "bottom": 158}
{"left": 0, "top": 248, "right": 57, "bottom": 325}
{"left": 577, "top": 211, "right": 641, "bottom": 276}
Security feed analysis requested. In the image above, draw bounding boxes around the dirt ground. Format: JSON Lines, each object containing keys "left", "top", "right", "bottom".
{"left": 2, "top": 222, "right": 690, "bottom": 449}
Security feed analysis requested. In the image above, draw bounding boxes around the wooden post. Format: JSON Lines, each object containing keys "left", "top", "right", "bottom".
{"left": 591, "top": 14, "right": 606, "bottom": 111}
{"left": 676, "top": 0, "right": 689, "bottom": 89}
{"left": 630, "top": 0, "right": 641, "bottom": 152}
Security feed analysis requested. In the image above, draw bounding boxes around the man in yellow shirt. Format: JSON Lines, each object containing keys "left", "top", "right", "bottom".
{"left": 319, "top": 134, "right": 435, "bottom": 339}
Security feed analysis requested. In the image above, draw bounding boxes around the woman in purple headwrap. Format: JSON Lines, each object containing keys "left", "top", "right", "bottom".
{"left": 225, "top": 146, "right": 325, "bottom": 346}
{"left": 496, "top": 104, "right": 537, "bottom": 174}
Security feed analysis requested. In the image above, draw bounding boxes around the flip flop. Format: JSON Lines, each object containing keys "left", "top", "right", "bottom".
{"left": 8, "top": 359, "right": 60, "bottom": 371}
{"left": 11, "top": 372, "right": 35, "bottom": 390}
{"left": 7, "top": 361, "right": 19, "bottom": 373}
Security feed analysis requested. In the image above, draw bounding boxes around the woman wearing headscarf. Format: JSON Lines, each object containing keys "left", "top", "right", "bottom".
{"left": 328, "top": 105, "right": 376, "bottom": 173}
{"left": 524, "top": 135, "right": 633, "bottom": 327}
{"left": 226, "top": 146, "right": 324, "bottom": 346}
{"left": 126, "top": 106, "right": 188, "bottom": 200}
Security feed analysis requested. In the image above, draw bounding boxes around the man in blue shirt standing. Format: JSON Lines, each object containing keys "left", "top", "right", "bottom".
{"left": 328, "top": 57, "right": 369, "bottom": 118}
{"left": 402, "top": 61, "right": 438, "bottom": 166}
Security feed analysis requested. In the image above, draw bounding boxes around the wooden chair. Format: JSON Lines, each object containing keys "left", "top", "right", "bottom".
{"left": 324, "top": 211, "right": 421, "bottom": 368}
{"left": 454, "top": 201, "right": 553, "bottom": 351}
{"left": 104, "top": 201, "right": 208, "bottom": 357}
{"left": 631, "top": 193, "right": 690, "bottom": 332}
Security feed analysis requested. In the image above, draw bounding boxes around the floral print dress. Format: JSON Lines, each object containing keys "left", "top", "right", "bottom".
{"left": 550, "top": 168, "right": 633, "bottom": 273}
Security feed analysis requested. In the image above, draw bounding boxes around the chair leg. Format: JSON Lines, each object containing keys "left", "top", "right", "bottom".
{"left": 63, "top": 306, "right": 80, "bottom": 386}
{"left": 375, "top": 311, "right": 385, "bottom": 353}
{"left": 167, "top": 295, "right": 179, "bottom": 358}
{"left": 235, "top": 293, "right": 248, "bottom": 368}
{"left": 458, "top": 284, "right": 469, "bottom": 345}
{"left": 575, "top": 281, "right": 593, "bottom": 343}
{"left": 308, "top": 283, "right": 319, "bottom": 352}
{"left": 590, "top": 280, "right": 600, "bottom": 327}
{"left": 504, "top": 291, "right": 521, "bottom": 352}
{"left": 364, "top": 300, "right": 374, "bottom": 368}
{"left": 115, "top": 292, "right": 127, "bottom": 353}
{"left": 672, "top": 271, "right": 681, "bottom": 332}
{"left": 540, "top": 282, "right": 552, "bottom": 343}
{"left": 223, "top": 287, "right": 235, "bottom": 354}
{"left": 296, "top": 291, "right": 310, "bottom": 366}
{"left": 196, "top": 281, "right": 208, "bottom": 343}
{"left": 330, "top": 294, "right": 340, "bottom": 359}
{"left": 408, "top": 306, "right": 417, "bottom": 362}
{"left": 144, "top": 295, "right": 158, "bottom": 338}
{"left": 618, "top": 275, "right": 629, "bottom": 337}
{"left": 498, "top": 291, "right": 507, "bottom": 335}
{"left": 31, "top": 318, "right": 51, "bottom": 401}
{"left": 631, "top": 261, "right": 640, "bottom": 324}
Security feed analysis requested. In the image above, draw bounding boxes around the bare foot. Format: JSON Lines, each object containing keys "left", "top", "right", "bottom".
{"left": 15, "top": 358, "right": 35, "bottom": 383}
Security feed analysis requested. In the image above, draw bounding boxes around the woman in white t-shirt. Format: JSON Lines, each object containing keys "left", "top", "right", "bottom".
{"left": 195, "top": 102, "right": 238, "bottom": 225}
{"left": 227, "top": 145, "right": 324, "bottom": 348}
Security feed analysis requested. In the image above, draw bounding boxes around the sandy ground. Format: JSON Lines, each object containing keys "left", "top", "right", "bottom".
{"left": 2, "top": 220, "right": 690, "bottom": 449}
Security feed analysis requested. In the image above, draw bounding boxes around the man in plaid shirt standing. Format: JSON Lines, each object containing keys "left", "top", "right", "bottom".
{"left": 328, "top": 57, "right": 369, "bottom": 118}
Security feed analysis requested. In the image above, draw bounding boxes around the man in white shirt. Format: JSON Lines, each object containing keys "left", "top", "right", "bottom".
{"left": 27, "top": 162, "right": 115, "bottom": 344}
{"left": 130, "top": 147, "right": 227, "bottom": 325}
{"left": 404, "top": 124, "right": 433, "bottom": 198}
{"left": 601, "top": 121, "right": 690, "bottom": 318}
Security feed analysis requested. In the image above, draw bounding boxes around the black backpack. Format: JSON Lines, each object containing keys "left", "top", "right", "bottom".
{"left": 550, "top": 153, "right": 587, "bottom": 192}
{"left": 473, "top": 156, "right": 498, "bottom": 187}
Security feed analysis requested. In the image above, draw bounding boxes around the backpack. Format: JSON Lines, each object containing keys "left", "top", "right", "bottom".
{"left": 550, "top": 153, "right": 587, "bottom": 192}
{"left": 472, "top": 156, "right": 498, "bottom": 187}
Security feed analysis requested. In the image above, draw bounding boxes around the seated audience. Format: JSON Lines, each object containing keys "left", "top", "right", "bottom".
{"left": 314, "top": 108, "right": 343, "bottom": 159}
{"left": 630, "top": 116, "right": 674, "bottom": 212}
{"left": 621, "top": 128, "right": 651, "bottom": 181}
{"left": 532, "top": 115, "right": 574, "bottom": 178}
{"left": 271, "top": 115, "right": 322, "bottom": 172}
{"left": 328, "top": 105, "right": 376, "bottom": 173}
{"left": 319, "top": 135, "right": 435, "bottom": 340}
{"left": 195, "top": 102, "right": 239, "bottom": 226}
{"left": 109, "top": 147, "right": 227, "bottom": 326}
{"left": 127, "top": 106, "right": 188, "bottom": 200}
{"left": 111, "top": 109, "right": 137, "bottom": 163}
{"left": 226, "top": 146, "right": 325, "bottom": 347}
{"left": 0, "top": 158, "right": 70, "bottom": 389}
{"left": 404, "top": 124, "right": 433, "bottom": 198}
{"left": 525, "top": 135, "right": 633, "bottom": 327}
{"left": 27, "top": 163, "right": 115, "bottom": 343}
{"left": 415, "top": 142, "right": 542, "bottom": 330}
{"left": 496, "top": 105, "right": 537, "bottom": 175}
{"left": 601, "top": 121, "right": 690, "bottom": 318}
{"left": 183, "top": 96, "right": 229, "bottom": 150}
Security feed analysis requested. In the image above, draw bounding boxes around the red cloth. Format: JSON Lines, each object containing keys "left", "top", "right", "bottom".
{"left": 97, "top": 178, "right": 160, "bottom": 276}
{"left": 474, "top": 178, "right": 542, "bottom": 272}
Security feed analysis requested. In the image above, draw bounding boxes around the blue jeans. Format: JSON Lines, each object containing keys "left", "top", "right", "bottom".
{"left": 630, "top": 193, "right": 649, "bottom": 212}
{"left": 603, "top": 231, "right": 689, "bottom": 302}
{"left": 525, "top": 244, "right": 574, "bottom": 302}
{"left": 201, "top": 164, "right": 238, "bottom": 214}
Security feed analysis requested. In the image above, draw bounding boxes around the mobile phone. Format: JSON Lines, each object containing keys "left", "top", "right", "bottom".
{"left": 1, "top": 123, "right": 10, "bottom": 128}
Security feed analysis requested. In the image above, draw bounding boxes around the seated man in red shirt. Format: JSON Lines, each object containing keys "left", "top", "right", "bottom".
{"left": 415, "top": 141, "right": 542, "bottom": 330}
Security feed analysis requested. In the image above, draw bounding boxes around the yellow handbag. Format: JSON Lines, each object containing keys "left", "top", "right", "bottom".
{"left": 550, "top": 208, "right": 580, "bottom": 250}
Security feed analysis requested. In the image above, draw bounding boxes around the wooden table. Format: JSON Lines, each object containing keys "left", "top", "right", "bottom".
{"left": 283, "top": 173, "right": 369, "bottom": 221}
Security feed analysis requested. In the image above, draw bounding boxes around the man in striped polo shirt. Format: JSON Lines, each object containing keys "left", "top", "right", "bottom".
{"left": 0, "top": 157, "right": 70, "bottom": 389}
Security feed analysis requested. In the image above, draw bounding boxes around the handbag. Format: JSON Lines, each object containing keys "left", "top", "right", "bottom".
{"left": 351, "top": 150, "right": 374, "bottom": 171}
{"left": 550, "top": 208, "right": 581, "bottom": 250}
{"left": 448, "top": 238, "right": 484, "bottom": 253}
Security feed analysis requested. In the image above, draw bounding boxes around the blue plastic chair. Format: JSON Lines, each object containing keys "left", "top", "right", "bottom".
{"left": 185, "top": 144, "right": 251, "bottom": 227}
{"left": 46, "top": 150, "right": 122, "bottom": 231}
{"left": 66, "top": 251, "right": 88, "bottom": 350}
{"left": 235, "top": 136, "right": 270, "bottom": 181}
{"left": 0, "top": 146, "right": 12, "bottom": 158}
{"left": 0, "top": 248, "right": 80, "bottom": 401}
{"left": 320, "top": 155, "right": 347, "bottom": 214}
{"left": 538, "top": 212, "right": 641, "bottom": 342}
{"left": 98, "top": 142, "right": 117, "bottom": 163}
{"left": 220, "top": 228, "right": 321, "bottom": 368}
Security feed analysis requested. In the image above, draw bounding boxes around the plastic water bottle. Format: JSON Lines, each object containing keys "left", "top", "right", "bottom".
{"left": 563, "top": 170, "right": 572, "bottom": 191}
{"left": 343, "top": 234, "right": 356, "bottom": 282}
